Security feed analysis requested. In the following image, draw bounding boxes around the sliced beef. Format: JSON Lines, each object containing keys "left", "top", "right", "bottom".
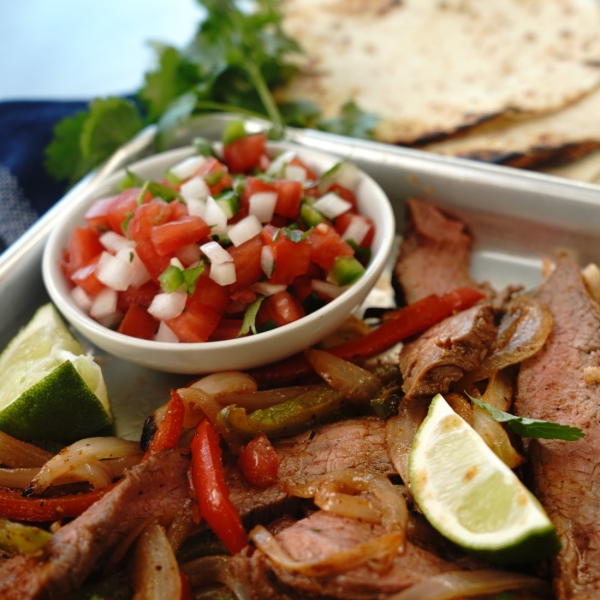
{"left": 395, "top": 198, "right": 479, "bottom": 304}
{"left": 0, "top": 449, "right": 191, "bottom": 600}
{"left": 226, "top": 418, "right": 395, "bottom": 522}
{"left": 515, "top": 255, "right": 600, "bottom": 600}
{"left": 399, "top": 303, "right": 498, "bottom": 399}
{"left": 244, "top": 511, "right": 481, "bottom": 600}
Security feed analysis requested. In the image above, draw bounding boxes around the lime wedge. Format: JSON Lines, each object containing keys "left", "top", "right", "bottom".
{"left": 409, "top": 393, "right": 560, "bottom": 564}
{"left": 0, "top": 304, "right": 112, "bottom": 443}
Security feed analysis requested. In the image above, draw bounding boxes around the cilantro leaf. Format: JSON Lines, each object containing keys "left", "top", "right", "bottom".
{"left": 317, "top": 101, "right": 380, "bottom": 140}
{"left": 44, "top": 111, "right": 94, "bottom": 184}
{"left": 239, "top": 297, "right": 266, "bottom": 337}
{"left": 470, "top": 397, "right": 585, "bottom": 441}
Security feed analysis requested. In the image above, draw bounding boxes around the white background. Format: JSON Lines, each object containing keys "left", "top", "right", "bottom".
{"left": 0, "top": 0, "right": 203, "bottom": 100}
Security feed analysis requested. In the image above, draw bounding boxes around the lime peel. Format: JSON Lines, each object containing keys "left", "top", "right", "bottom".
{"left": 0, "top": 304, "right": 112, "bottom": 443}
{"left": 409, "top": 393, "right": 560, "bottom": 564}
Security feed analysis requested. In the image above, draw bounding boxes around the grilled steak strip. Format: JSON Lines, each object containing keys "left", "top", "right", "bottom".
{"left": 0, "top": 449, "right": 191, "bottom": 600}
{"left": 226, "top": 418, "right": 396, "bottom": 522}
{"left": 395, "top": 198, "right": 478, "bottom": 304}
{"left": 515, "top": 255, "right": 600, "bottom": 600}
{"left": 399, "top": 303, "right": 498, "bottom": 399}
{"left": 245, "top": 511, "right": 480, "bottom": 600}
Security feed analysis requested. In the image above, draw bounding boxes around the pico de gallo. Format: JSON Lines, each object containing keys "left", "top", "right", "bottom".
{"left": 61, "top": 123, "right": 376, "bottom": 343}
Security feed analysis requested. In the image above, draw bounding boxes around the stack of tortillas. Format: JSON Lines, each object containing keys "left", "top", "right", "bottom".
{"left": 279, "top": 0, "right": 600, "bottom": 183}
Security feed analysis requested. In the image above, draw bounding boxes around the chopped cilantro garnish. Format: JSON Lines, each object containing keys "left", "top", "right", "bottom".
{"left": 239, "top": 297, "right": 266, "bottom": 336}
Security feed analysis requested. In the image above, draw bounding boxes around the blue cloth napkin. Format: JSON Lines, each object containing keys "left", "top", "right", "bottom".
{"left": 0, "top": 100, "right": 89, "bottom": 253}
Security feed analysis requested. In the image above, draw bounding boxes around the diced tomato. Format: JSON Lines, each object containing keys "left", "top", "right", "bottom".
{"left": 135, "top": 240, "right": 173, "bottom": 283}
{"left": 117, "top": 303, "right": 159, "bottom": 340}
{"left": 150, "top": 216, "right": 210, "bottom": 256}
{"left": 305, "top": 223, "right": 354, "bottom": 270}
{"left": 166, "top": 299, "right": 221, "bottom": 343}
{"left": 168, "top": 200, "right": 189, "bottom": 221}
{"left": 230, "top": 288, "right": 257, "bottom": 305}
{"left": 126, "top": 200, "right": 172, "bottom": 243}
{"left": 84, "top": 195, "right": 118, "bottom": 230}
{"left": 265, "top": 290, "right": 305, "bottom": 327}
{"left": 328, "top": 183, "right": 357, "bottom": 211}
{"left": 175, "top": 243, "right": 202, "bottom": 267}
{"left": 273, "top": 179, "right": 303, "bottom": 219}
{"left": 117, "top": 280, "right": 161, "bottom": 311}
{"left": 223, "top": 133, "right": 267, "bottom": 173}
{"left": 193, "top": 157, "right": 233, "bottom": 196}
{"left": 71, "top": 254, "right": 104, "bottom": 296}
{"left": 237, "top": 433, "right": 279, "bottom": 488}
{"left": 241, "top": 177, "right": 277, "bottom": 213}
{"left": 66, "top": 226, "right": 104, "bottom": 274}
{"left": 268, "top": 232, "right": 311, "bottom": 286}
{"left": 106, "top": 188, "right": 140, "bottom": 235}
{"left": 334, "top": 212, "right": 375, "bottom": 248}
{"left": 209, "top": 319, "right": 244, "bottom": 341}
{"left": 228, "top": 236, "right": 265, "bottom": 292}
{"left": 191, "top": 269, "right": 230, "bottom": 315}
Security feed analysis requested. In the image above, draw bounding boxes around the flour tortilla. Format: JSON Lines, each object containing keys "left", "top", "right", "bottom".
{"left": 422, "top": 85, "right": 600, "bottom": 169}
{"left": 279, "top": 0, "right": 600, "bottom": 145}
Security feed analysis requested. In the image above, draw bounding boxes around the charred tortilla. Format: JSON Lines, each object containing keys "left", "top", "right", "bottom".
{"left": 422, "top": 86, "right": 600, "bottom": 169}
{"left": 279, "top": 0, "right": 600, "bottom": 145}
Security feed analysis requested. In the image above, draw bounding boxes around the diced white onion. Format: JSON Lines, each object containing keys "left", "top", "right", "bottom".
{"left": 180, "top": 176, "right": 210, "bottom": 202}
{"left": 313, "top": 193, "right": 352, "bottom": 220}
{"left": 155, "top": 321, "right": 180, "bottom": 343}
{"left": 200, "top": 241, "right": 233, "bottom": 264}
{"left": 204, "top": 196, "right": 228, "bottom": 234}
{"left": 100, "top": 231, "right": 135, "bottom": 253}
{"left": 115, "top": 247, "right": 151, "bottom": 288}
{"left": 169, "top": 155, "right": 206, "bottom": 180}
{"left": 265, "top": 150, "right": 296, "bottom": 178}
{"left": 250, "top": 281, "right": 287, "bottom": 296}
{"left": 261, "top": 244, "right": 275, "bottom": 278}
{"left": 333, "top": 162, "right": 361, "bottom": 191}
{"left": 148, "top": 292, "right": 187, "bottom": 321}
{"left": 186, "top": 197, "right": 206, "bottom": 219}
{"left": 284, "top": 164, "right": 307, "bottom": 182}
{"left": 90, "top": 287, "right": 118, "bottom": 318}
{"left": 341, "top": 214, "right": 370, "bottom": 245}
{"left": 228, "top": 215, "right": 262, "bottom": 247}
{"left": 249, "top": 192, "right": 278, "bottom": 223}
{"left": 311, "top": 279, "right": 349, "bottom": 299}
{"left": 96, "top": 251, "right": 134, "bottom": 291}
{"left": 170, "top": 257, "right": 185, "bottom": 270}
{"left": 71, "top": 286, "right": 93, "bottom": 312}
{"left": 209, "top": 262, "right": 236, "bottom": 286}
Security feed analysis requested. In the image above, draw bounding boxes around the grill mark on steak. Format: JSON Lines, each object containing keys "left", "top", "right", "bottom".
{"left": 226, "top": 418, "right": 396, "bottom": 523}
{"left": 515, "top": 255, "right": 600, "bottom": 600}
{"left": 0, "top": 449, "right": 190, "bottom": 600}
{"left": 244, "top": 511, "right": 478, "bottom": 600}
{"left": 395, "top": 198, "right": 479, "bottom": 304}
{"left": 399, "top": 303, "right": 498, "bottom": 399}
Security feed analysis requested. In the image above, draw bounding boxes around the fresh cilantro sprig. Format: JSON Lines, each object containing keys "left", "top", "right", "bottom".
{"left": 469, "top": 396, "right": 585, "bottom": 442}
{"left": 44, "top": 0, "right": 380, "bottom": 186}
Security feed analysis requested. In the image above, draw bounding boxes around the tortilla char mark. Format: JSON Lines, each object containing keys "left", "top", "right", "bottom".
{"left": 394, "top": 198, "right": 479, "bottom": 305}
{"left": 515, "top": 255, "right": 600, "bottom": 599}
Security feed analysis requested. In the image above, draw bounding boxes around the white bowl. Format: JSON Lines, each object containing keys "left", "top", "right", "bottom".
{"left": 43, "top": 142, "right": 396, "bottom": 374}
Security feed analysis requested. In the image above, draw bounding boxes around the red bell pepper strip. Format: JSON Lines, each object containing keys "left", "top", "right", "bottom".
{"left": 0, "top": 484, "right": 117, "bottom": 522}
{"left": 249, "top": 287, "right": 485, "bottom": 387}
{"left": 190, "top": 419, "right": 247, "bottom": 555}
{"left": 146, "top": 390, "right": 185, "bottom": 455}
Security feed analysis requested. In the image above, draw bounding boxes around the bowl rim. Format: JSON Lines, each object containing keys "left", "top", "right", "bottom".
{"left": 42, "top": 141, "right": 396, "bottom": 361}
